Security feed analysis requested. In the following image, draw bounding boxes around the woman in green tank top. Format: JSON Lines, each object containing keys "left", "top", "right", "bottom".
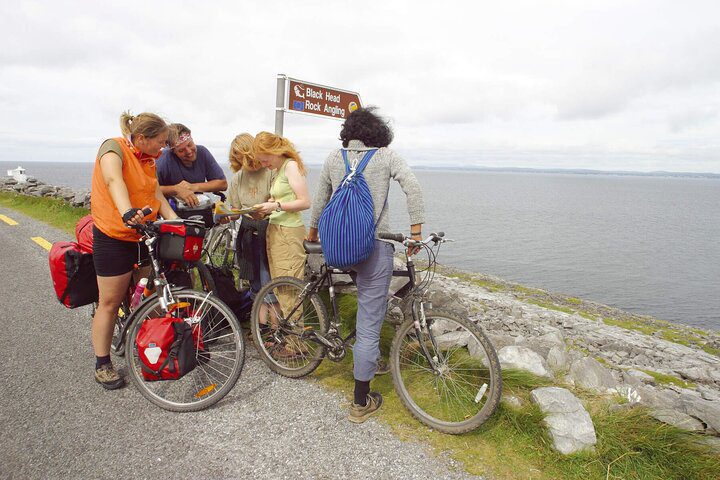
{"left": 253, "top": 132, "right": 310, "bottom": 356}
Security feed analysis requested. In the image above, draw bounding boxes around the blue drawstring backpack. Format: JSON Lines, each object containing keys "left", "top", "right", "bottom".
{"left": 318, "top": 149, "right": 381, "bottom": 269}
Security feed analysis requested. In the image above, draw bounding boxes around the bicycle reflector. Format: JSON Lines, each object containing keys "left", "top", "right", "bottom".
{"left": 195, "top": 384, "right": 217, "bottom": 398}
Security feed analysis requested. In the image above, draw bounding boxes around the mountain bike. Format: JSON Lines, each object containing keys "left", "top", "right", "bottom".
{"left": 117, "top": 217, "right": 245, "bottom": 411}
{"left": 249, "top": 232, "right": 502, "bottom": 434}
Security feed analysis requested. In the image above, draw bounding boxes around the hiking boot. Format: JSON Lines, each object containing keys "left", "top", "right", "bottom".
{"left": 94, "top": 363, "right": 125, "bottom": 390}
{"left": 375, "top": 357, "right": 390, "bottom": 375}
{"left": 348, "top": 392, "right": 383, "bottom": 424}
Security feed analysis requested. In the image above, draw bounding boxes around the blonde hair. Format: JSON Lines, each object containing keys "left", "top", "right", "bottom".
{"left": 119, "top": 111, "right": 168, "bottom": 141}
{"left": 229, "top": 133, "right": 260, "bottom": 172}
{"left": 253, "top": 131, "right": 306, "bottom": 175}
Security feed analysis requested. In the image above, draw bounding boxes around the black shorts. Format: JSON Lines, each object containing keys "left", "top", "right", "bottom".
{"left": 92, "top": 225, "right": 149, "bottom": 277}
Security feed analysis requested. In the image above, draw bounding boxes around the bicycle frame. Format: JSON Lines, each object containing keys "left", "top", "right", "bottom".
{"left": 280, "top": 245, "right": 444, "bottom": 371}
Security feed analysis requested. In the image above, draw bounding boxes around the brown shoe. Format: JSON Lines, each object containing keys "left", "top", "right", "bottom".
{"left": 348, "top": 392, "right": 383, "bottom": 424}
{"left": 95, "top": 363, "right": 125, "bottom": 390}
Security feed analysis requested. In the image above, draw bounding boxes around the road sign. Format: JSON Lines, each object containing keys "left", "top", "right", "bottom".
{"left": 285, "top": 77, "right": 362, "bottom": 121}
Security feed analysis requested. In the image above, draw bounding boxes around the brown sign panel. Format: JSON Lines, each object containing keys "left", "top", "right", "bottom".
{"left": 286, "top": 78, "right": 362, "bottom": 120}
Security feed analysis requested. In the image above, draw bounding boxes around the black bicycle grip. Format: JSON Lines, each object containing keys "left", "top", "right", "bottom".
{"left": 435, "top": 231, "right": 445, "bottom": 238}
{"left": 378, "top": 232, "right": 405, "bottom": 242}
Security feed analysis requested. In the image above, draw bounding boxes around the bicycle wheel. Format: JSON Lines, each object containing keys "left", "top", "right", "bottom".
{"left": 250, "top": 276, "right": 329, "bottom": 378}
{"left": 390, "top": 310, "right": 502, "bottom": 434}
{"left": 125, "top": 289, "right": 245, "bottom": 412}
{"left": 206, "top": 225, "right": 234, "bottom": 268}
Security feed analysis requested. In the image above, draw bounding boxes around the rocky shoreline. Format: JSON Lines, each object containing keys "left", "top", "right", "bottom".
{"left": 5, "top": 174, "right": 720, "bottom": 454}
{"left": 422, "top": 267, "right": 720, "bottom": 452}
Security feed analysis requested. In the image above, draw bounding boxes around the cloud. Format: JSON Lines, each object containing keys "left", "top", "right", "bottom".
{"left": 1, "top": 0, "right": 719, "bottom": 172}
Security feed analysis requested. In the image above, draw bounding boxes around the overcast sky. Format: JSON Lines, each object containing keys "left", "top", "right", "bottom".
{"left": 2, "top": 0, "right": 719, "bottom": 173}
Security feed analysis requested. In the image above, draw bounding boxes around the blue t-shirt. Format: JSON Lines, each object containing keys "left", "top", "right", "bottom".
{"left": 156, "top": 145, "right": 225, "bottom": 187}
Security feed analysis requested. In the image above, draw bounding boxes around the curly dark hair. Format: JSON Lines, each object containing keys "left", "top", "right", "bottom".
{"left": 339, "top": 107, "right": 393, "bottom": 148}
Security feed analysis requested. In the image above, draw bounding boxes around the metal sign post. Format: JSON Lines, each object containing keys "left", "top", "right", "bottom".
{"left": 275, "top": 74, "right": 287, "bottom": 135}
{"left": 274, "top": 74, "right": 363, "bottom": 135}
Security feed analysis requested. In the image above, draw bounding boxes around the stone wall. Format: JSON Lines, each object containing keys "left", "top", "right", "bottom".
{"left": 1, "top": 177, "right": 90, "bottom": 209}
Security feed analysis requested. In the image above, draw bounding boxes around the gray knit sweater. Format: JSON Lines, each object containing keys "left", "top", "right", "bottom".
{"left": 310, "top": 140, "right": 425, "bottom": 234}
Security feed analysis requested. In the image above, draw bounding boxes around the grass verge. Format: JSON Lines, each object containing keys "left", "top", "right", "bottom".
{"left": 0, "top": 191, "right": 88, "bottom": 235}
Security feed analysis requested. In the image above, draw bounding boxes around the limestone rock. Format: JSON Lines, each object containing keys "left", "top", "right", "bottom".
{"left": 498, "top": 346, "right": 554, "bottom": 379}
{"left": 569, "top": 357, "right": 618, "bottom": 393}
{"left": 697, "top": 385, "right": 720, "bottom": 402}
{"left": 546, "top": 346, "right": 569, "bottom": 372}
{"left": 650, "top": 409, "right": 705, "bottom": 432}
{"left": 625, "top": 369, "right": 656, "bottom": 384}
{"left": 681, "top": 398, "right": 720, "bottom": 434}
{"left": 502, "top": 395, "right": 523, "bottom": 408}
{"left": 530, "top": 387, "right": 597, "bottom": 454}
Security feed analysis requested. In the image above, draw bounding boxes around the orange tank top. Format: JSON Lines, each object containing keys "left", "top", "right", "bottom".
{"left": 91, "top": 137, "right": 160, "bottom": 242}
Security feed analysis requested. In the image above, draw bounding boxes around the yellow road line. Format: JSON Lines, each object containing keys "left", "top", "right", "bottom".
{"left": 0, "top": 214, "right": 18, "bottom": 225}
{"left": 31, "top": 236, "right": 53, "bottom": 251}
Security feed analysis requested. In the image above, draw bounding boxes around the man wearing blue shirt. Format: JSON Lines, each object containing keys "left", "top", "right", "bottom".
{"left": 156, "top": 123, "right": 228, "bottom": 207}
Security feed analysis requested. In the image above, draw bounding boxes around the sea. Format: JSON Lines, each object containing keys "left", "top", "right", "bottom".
{"left": 3, "top": 160, "right": 719, "bottom": 331}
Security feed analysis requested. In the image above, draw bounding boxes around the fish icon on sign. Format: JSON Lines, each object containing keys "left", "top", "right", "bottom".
{"left": 294, "top": 85, "right": 305, "bottom": 98}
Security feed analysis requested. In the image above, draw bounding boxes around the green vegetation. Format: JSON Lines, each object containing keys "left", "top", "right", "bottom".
{"left": 0, "top": 191, "right": 88, "bottom": 235}
{"left": 640, "top": 369, "right": 696, "bottom": 389}
{"left": 5, "top": 193, "right": 719, "bottom": 479}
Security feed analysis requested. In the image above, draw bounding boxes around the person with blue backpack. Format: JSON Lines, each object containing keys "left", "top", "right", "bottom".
{"left": 307, "top": 107, "right": 425, "bottom": 423}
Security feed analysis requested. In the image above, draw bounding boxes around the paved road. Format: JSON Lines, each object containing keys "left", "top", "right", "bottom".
{"left": 0, "top": 207, "right": 476, "bottom": 480}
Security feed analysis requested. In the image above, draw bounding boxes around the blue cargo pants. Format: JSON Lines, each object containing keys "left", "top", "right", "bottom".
{"left": 350, "top": 240, "right": 395, "bottom": 382}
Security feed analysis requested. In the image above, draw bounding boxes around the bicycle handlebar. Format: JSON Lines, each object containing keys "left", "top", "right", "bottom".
{"left": 378, "top": 231, "right": 448, "bottom": 246}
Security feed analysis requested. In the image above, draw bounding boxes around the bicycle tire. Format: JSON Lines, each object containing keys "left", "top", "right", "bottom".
{"left": 125, "top": 288, "right": 245, "bottom": 412}
{"left": 250, "top": 276, "right": 329, "bottom": 378}
{"left": 206, "top": 225, "right": 234, "bottom": 268}
{"left": 189, "top": 261, "right": 216, "bottom": 293}
{"left": 390, "top": 310, "right": 502, "bottom": 434}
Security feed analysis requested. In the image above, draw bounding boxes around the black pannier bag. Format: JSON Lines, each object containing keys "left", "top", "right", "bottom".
{"left": 157, "top": 219, "right": 206, "bottom": 262}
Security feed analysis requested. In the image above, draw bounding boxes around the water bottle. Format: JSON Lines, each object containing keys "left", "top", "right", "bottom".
{"left": 130, "top": 278, "right": 149, "bottom": 309}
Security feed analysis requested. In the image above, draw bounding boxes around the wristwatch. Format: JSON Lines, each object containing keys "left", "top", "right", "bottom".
{"left": 275, "top": 202, "right": 282, "bottom": 212}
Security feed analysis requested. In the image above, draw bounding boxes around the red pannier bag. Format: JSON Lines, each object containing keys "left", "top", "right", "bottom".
{"left": 136, "top": 315, "right": 204, "bottom": 381}
{"left": 75, "top": 215, "right": 94, "bottom": 254}
{"left": 156, "top": 219, "right": 206, "bottom": 262}
{"left": 49, "top": 241, "right": 99, "bottom": 308}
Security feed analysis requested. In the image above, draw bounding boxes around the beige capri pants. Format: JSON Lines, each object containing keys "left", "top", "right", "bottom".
{"left": 266, "top": 223, "right": 307, "bottom": 323}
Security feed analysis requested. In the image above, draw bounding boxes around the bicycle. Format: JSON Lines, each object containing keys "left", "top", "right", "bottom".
{"left": 249, "top": 232, "right": 502, "bottom": 434}
{"left": 116, "top": 217, "right": 245, "bottom": 411}
{"left": 93, "top": 242, "right": 216, "bottom": 357}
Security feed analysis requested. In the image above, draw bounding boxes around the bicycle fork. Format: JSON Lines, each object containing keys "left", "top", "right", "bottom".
{"left": 411, "top": 300, "right": 445, "bottom": 373}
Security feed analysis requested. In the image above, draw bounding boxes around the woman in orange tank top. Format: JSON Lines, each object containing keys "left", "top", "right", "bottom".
{"left": 89, "top": 111, "right": 178, "bottom": 390}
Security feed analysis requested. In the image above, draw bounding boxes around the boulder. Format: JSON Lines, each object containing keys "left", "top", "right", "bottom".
{"left": 650, "top": 409, "right": 705, "bottom": 432}
{"left": 498, "top": 346, "right": 554, "bottom": 379}
{"left": 546, "top": 346, "right": 569, "bottom": 372}
{"left": 569, "top": 357, "right": 618, "bottom": 393}
{"left": 530, "top": 387, "right": 597, "bottom": 454}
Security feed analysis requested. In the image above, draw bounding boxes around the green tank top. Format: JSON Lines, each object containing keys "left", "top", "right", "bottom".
{"left": 269, "top": 159, "right": 304, "bottom": 227}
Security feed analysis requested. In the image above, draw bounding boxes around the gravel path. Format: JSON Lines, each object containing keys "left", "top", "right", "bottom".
{"left": 0, "top": 207, "right": 479, "bottom": 479}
